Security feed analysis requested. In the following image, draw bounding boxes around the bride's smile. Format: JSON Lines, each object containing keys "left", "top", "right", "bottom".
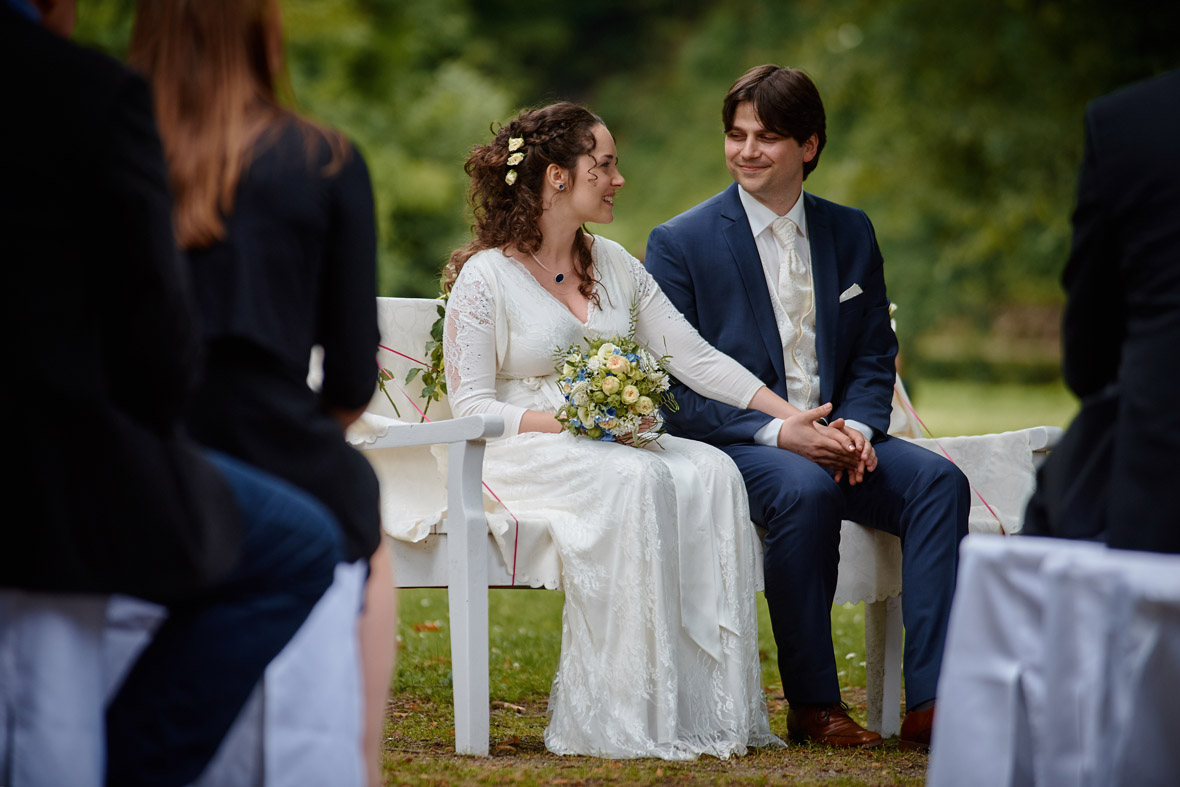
{"left": 565, "top": 123, "right": 625, "bottom": 226}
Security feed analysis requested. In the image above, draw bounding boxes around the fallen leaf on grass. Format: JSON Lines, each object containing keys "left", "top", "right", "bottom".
{"left": 413, "top": 621, "right": 442, "bottom": 633}
{"left": 492, "top": 701, "right": 527, "bottom": 713}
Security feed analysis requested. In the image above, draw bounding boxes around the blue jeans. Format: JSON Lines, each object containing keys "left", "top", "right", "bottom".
{"left": 105, "top": 451, "right": 341, "bottom": 787}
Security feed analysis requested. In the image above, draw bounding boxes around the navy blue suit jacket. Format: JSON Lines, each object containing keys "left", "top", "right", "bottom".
{"left": 646, "top": 183, "right": 897, "bottom": 447}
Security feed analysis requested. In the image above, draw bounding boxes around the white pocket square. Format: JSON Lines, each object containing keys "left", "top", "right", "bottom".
{"left": 838, "top": 284, "right": 864, "bottom": 303}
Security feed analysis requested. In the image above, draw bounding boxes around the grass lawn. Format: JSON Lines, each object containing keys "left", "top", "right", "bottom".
{"left": 906, "top": 379, "right": 1077, "bottom": 437}
{"left": 381, "top": 380, "right": 1077, "bottom": 785}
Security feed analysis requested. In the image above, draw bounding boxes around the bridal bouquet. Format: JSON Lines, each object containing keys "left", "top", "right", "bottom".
{"left": 554, "top": 336, "right": 677, "bottom": 447}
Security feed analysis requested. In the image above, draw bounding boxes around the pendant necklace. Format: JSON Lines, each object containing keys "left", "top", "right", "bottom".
{"left": 530, "top": 251, "right": 568, "bottom": 284}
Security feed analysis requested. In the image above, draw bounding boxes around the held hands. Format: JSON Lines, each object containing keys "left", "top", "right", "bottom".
{"left": 833, "top": 422, "right": 877, "bottom": 485}
{"left": 776, "top": 403, "right": 876, "bottom": 485}
{"left": 616, "top": 415, "right": 660, "bottom": 447}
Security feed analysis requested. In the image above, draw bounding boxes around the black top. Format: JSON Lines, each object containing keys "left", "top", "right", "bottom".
{"left": 187, "top": 118, "right": 379, "bottom": 411}
{"left": 184, "top": 117, "right": 381, "bottom": 561}
{"left": 0, "top": 8, "right": 241, "bottom": 597}
{"left": 1058, "top": 68, "right": 1180, "bottom": 553}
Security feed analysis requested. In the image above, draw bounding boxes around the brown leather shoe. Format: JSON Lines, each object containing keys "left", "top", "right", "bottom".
{"left": 787, "top": 702, "right": 884, "bottom": 748}
{"left": 899, "top": 704, "right": 935, "bottom": 752}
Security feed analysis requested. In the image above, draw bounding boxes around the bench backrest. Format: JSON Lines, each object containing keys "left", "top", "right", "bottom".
{"left": 372, "top": 297, "right": 453, "bottom": 422}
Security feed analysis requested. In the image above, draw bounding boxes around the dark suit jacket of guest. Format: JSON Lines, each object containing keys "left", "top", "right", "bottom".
{"left": 646, "top": 183, "right": 897, "bottom": 445}
{"left": 0, "top": 9, "right": 241, "bottom": 598}
{"left": 1049, "top": 67, "right": 1180, "bottom": 552}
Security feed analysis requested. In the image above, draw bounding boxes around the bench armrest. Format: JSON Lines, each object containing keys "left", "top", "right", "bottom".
{"left": 353, "top": 414, "right": 504, "bottom": 450}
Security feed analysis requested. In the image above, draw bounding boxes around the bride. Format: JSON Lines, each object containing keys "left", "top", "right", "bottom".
{"left": 443, "top": 102, "right": 857, "bottom": 759}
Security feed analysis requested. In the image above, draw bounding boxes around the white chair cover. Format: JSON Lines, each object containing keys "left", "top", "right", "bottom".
{"left": 0, "top": 590, "right": 108, "bottom": 787}
{"left": 104, "top": 561, "right": 366, "bottom": 787}
{"left": 929, "top": 535, "right": 1180, "bottom": 786}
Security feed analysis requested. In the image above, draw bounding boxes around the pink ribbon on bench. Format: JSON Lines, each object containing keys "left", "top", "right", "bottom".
{"left": 378, "top": 345, "right": 438, "bottom": 372}
{"left": 895, "top": 384, "right": 1005, "bottom": 535}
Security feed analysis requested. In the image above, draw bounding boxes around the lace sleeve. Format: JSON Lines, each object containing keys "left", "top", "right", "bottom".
{"left": 443, "top": 258, "right": 526, "bottom": 438}
{"left": 629, "top": 255, "right": 764, "bottom": 410}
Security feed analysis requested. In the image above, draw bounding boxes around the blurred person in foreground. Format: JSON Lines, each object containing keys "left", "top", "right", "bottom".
{"left": 128, "top": 1, "right": 394, "bottom": 782}
{"left": 1024, "top": 67, "right": 1180, "bottom": 554}
{"left": 0, "top": 1, "right": 341, "bottom": 785}
{"left": 646, "top": 65, "right": 970, "bottom": 751}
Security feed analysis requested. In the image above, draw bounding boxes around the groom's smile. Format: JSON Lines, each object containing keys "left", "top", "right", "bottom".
{"left": 724, "top": 101, "right": 817, "bottom": 214}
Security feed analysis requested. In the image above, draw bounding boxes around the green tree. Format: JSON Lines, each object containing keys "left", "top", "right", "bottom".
{"left": 72, "top": 0, "right": 1178, "bottom": 377}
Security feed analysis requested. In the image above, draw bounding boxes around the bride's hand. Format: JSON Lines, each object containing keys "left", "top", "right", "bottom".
{"left": 776, "top": 404, "right": 860, "bottom": 470}
{"left": 616, "top": 415, "right": 659, "bottom": 447}
{"left": 520, "top": 409, "right": 566, "bottom": 434}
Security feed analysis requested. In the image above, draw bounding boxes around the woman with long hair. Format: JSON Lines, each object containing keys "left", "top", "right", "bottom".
{"left": 128, "top": 2, "right": 392, "bottom": 783}
{"left": 444, "top": 102, "right": 859, "bottom": 758}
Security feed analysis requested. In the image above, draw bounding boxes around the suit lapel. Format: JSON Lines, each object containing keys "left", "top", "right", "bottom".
{"left": 805, "top": 192, "right": 838, "bottom": 405}
{"left": 720, "top": 185, "right": 787, "bottom": 387}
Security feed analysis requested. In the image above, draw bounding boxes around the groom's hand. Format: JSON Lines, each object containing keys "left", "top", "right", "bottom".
{"left": 776, "top": 405, "right": 862, "bottom": 471}
{"left": 832, "top": 424, "right": 876, "bottom": 485}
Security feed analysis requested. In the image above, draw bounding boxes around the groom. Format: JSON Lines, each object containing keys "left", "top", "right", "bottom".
{"left": 646, "top": 65, "right": 969, "bottom": 750}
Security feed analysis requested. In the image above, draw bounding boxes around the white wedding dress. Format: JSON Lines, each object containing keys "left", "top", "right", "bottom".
{"left": 444, "top": 236, "right": 784, "bottom": 760}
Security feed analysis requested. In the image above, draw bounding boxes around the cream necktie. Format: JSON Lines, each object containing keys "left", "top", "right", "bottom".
{"left": 771, "top": 217, "right": 807, "bottom": 305}
{"left": 770, "top": 215, "right": 819, "bottom": 409}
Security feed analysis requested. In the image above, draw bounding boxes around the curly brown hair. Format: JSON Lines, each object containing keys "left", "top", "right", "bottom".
{"left": 443, "top": 102, "right": 604, "bottom": 303}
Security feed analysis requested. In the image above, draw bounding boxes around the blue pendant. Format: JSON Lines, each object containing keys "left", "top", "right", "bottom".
{"left": 555, "top": 273, "right": 565, "bottom": 284}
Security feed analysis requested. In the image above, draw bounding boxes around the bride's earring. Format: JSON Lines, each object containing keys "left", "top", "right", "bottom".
{"left": 557, "top": 184, "right": 565, "bottom": 191}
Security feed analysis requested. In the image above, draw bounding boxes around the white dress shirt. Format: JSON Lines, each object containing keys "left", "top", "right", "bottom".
{"left": 737, "top": 186, "right": 874, "bottom": 447}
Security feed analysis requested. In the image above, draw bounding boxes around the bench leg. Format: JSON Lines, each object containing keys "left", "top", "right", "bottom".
{"left": 864, "top": 595, "right": 903, "bottom": 737}
{"left": 447, "top": 440, "right": 491, "bottom": 756}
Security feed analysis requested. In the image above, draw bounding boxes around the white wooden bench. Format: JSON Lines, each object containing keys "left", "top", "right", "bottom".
{"left": 352, "top": 296, "right": 1061, "bottom": 755}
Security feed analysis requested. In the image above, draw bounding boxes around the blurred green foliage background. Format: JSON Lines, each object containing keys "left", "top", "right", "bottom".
{"left": 75, "top": 0, "right": 1178, "bottom": 382}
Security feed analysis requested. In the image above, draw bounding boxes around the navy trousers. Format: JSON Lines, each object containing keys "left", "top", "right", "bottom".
{"left": 723, "top": 435, "right": 969, "bottom": 709}
{"left": 105, "top": 451, "right": 341, "bottom": 787}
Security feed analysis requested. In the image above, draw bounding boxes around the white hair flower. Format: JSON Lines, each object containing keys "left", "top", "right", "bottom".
{"left": 508, "top": 137, "right": 525, "bottom": 152}
{"left": 505, "top": 169, "right": 518, "bottom": 186}
{"left": 506, "top": 152, "right": 525, "bottom": 166}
